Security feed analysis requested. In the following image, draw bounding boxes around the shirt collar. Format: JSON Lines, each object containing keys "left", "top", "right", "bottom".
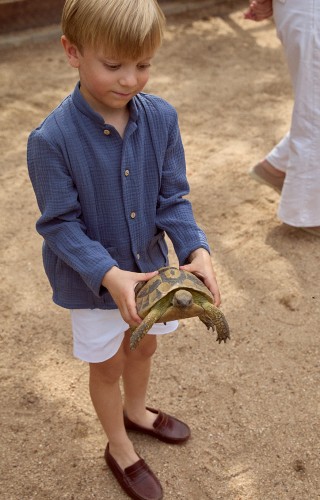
{"left": 72, "top": 82, "right": 139, "bottom": 126}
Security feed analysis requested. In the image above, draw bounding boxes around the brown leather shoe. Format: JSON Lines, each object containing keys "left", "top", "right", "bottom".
{"left": 124, "top": 407, "right": 191, "bottom": 444}
{"left": 105, "top": 444, "right": 163, "bottom": 500}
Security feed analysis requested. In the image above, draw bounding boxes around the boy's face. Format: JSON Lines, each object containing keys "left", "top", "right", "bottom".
{"left": 62, "top": 36, "right": 154, "bottom": 116}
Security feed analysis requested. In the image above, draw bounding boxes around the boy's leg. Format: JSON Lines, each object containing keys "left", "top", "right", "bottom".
{"left": 122, "top": 330, "right": 190, "bottom": 444}
{"left": 90, "top": 337, "right": 164, "bottom": 499}
{"left": 89, "top": 342, "right": 139, "bottom": 470}
{"left": 122, "top": 329, "right": 158, "bottom": 428}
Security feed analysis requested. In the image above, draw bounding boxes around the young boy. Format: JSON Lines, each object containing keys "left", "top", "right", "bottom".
{"left": 27, "top": 1, "right": 222, "bottom": 499}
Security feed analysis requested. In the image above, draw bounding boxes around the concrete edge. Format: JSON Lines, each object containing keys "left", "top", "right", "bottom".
{"left": 0, "top": 0, "right": 225, "bottom": 48}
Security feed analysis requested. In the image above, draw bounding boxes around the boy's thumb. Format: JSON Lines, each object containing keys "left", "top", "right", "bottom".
{"left": 134, "top": 270, "right": 159, "bottom": 294}
{"left": 140, "top": 270, "right": 159, "bottom": 282}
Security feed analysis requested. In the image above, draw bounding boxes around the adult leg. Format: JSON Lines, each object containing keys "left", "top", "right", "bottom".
{"left": 249, "top": 127, "right": 289, "bottom": 193}
{"left": 249, "top": 159, "right": 285, "bottom": 194}
{"left": 266, "top": 133, "right": 290, "bottom": 174}
{"left": 274, "top": 0, "right": 320, "bottom": 227}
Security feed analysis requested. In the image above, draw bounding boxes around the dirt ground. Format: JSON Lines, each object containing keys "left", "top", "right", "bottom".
{"left": 1, "top": 1, "right": 320, "bottom": 499}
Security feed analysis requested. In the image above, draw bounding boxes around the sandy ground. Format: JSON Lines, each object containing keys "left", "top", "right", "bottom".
{"left": 1, "top": 1, "right": 320, "bottom": 499}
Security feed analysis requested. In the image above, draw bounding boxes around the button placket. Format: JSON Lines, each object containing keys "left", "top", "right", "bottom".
{"left": 121, "top": 144, "right": 140, "bottom": 266}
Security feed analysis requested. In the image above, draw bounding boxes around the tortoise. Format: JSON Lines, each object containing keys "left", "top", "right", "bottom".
{"left": 130, "top": 266, "right": 230, "bottom": 350}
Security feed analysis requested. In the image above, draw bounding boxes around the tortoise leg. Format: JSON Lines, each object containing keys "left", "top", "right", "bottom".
{"left": 201, "top": 303, "right": 230, "bottom": 343}
{"left": 192, "top": 292, "right": 230, "bottom": 343}
{"left": 202, "top": 306, "right": 230, "bottom": 343}
{"left": 130, "top": 309, "right": 160, "bottom": 350}
{"left": 130, "top": 296, "right": 171, "bottom": 350}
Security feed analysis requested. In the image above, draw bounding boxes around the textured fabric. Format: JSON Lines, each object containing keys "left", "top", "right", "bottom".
{"left": 70, "top": 308, "right": 179, "bottom": 363}
{"left": 267, "top": 0, "right": 320, "bottom": 226}
{"left": 27, "top": 83, "right": 210, "bottom": 309}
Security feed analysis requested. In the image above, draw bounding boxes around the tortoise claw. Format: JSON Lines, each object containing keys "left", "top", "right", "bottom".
{"left": 202, "top": 317, "right": 231, "bottom": 343}
{"left": 216, "top": 331, "right": 231, "bottom": 343}
{"left": 216, "top": 336, "right": 225, "bottom": 344}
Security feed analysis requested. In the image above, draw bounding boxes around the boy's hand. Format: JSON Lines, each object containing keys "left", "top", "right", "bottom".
{"left": 244, "top": 0, "right": 273, "bottom": 21}
{"left": 102, "top": 267, "right": 158, "bottom": 326}
{"left": 180, "top": 248, "right": 221, "bottom": 307}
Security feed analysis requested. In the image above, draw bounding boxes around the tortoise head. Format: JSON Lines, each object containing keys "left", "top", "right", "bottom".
{"left": 172, "top": 289, "right": 193, "bottom": 309}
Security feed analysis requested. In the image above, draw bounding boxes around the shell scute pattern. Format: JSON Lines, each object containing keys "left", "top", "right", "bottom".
{"left": 136, "top": 266, "right": 213, "bottom": 318}
{"left": 137, "top": 277, "right": 162, "bottom": 298}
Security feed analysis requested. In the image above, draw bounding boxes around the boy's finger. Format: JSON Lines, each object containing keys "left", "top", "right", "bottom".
{"left": 136, "top": 270, "right": 159, "bottom": 283}
{"left": 211, "top": 288, "right": 221, "bottom": 307}
{"left": 126, "top": 301, "right": 142, "bottom": 325}
{"left": 180, "top": 264, "right": 206, "bottom": 283}
{"left": 179, "top": 263, "right": 196, "bottom": 273}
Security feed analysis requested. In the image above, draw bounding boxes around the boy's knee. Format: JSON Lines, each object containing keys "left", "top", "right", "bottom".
{"left": 90, "top": 363, "right": 121, "bottom": 385}
{"left": 138, "top": 336, "right": 157, "bottom": 358}
{"left": 89, "top": 350, "right": 125, "bottom": 385}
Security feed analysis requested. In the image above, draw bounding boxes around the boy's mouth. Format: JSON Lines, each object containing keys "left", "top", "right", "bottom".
{"left": 113, "top": 91, "right": 133, "bottom": 98}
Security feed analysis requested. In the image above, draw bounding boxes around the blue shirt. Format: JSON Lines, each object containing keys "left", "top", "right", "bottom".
{"left": 27, "top": 83, "right": 210, "bottom": 309}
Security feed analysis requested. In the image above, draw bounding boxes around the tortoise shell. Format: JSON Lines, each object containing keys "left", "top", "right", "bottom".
{"left": 135, "top": 266, "right": 213, "bottom": 319}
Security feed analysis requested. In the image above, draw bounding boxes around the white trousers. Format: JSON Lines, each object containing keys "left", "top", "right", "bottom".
{"left": 267, "top": 0, "right": 320, "bottom": 226}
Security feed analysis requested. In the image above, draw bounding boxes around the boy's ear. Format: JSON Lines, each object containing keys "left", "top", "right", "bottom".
{"left": 61, "top": 35, "right": 81, "bottom": 68}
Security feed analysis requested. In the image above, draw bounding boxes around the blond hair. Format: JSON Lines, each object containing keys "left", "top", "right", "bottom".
{"left": 61, "top": 0, "right": 165, "bottom": 57}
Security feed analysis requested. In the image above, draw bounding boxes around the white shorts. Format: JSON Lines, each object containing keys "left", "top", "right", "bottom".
{"left": 70, "top": 308, "right": 179, "bottom": 363}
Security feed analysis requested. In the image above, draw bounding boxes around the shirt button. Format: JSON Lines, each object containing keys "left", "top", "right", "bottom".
{"left": 130, "top": 212, "right": 136, "bottom": 219}
{"left": 104, "top": 129, "right": 111, "bottom": 136}
{"left": 124, "top": 169, "right": 130, "bottom": 176}
{"left": 136, "top": 253, "right": 140, "bottom": 260}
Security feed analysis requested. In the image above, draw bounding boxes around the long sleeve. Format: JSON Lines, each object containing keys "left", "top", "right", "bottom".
{"left": 27, "top": 130, "right": 118, "bottom": 297}
{"left": 152, "top": 106, "right": 210, "bottom": 263}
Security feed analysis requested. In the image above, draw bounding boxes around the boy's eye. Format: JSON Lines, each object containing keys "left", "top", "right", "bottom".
{"left": 138, "top": 64, "right": 151, "bottom": 70}
{"left": 104, "top": 64, "right": 121, "bottom": 70}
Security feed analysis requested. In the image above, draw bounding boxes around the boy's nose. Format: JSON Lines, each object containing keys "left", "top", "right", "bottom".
{"left": 119, "top": 72, "right": 138, "bottom": 88}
